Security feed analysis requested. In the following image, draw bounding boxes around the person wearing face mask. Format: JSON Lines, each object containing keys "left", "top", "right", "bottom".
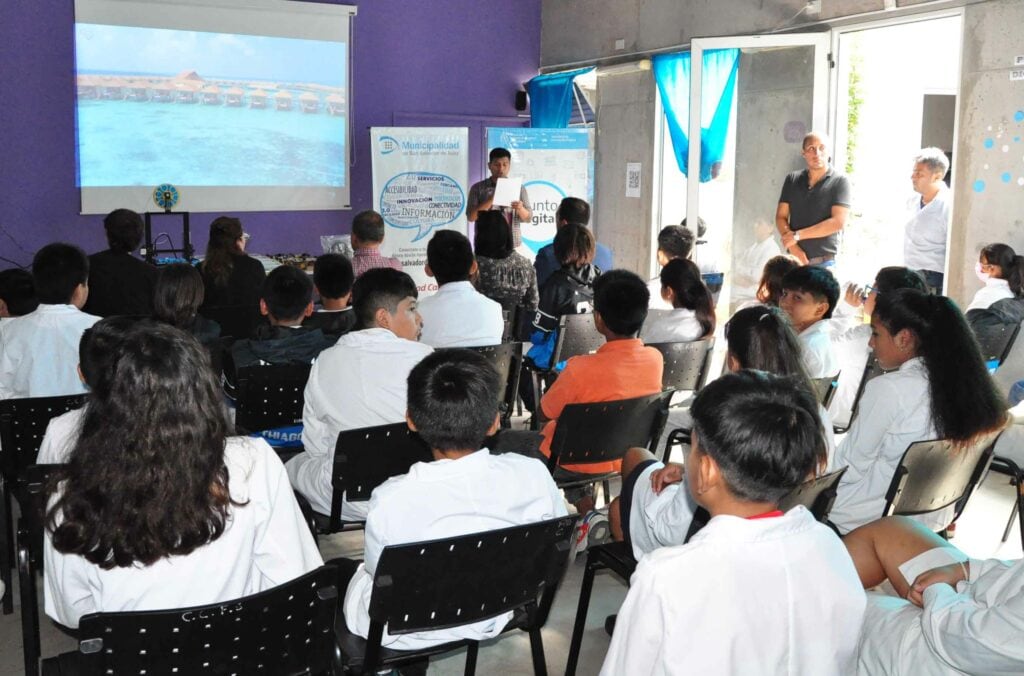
{"left": 903, "top": 148, "right": 951, "bottom": 294}
{"left": 776, "top": 131, "right": 852, "bottom": 268}
{"left": 966, "top": 243, "right": 1024, "bottom": 313}
{"left": 466, "top": 147, "right": 532, "bottom": 249}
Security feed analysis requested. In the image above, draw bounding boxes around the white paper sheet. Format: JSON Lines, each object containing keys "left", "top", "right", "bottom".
{"left": 492, "top": 176, "right": 522, "bottom": 207}
{"left": 898, "top": 546, "right": 969, "bottom": 585}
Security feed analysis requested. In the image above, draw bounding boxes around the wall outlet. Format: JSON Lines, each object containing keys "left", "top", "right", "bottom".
{"left": 806, "top": 0, "right": 822, "bottom": 14}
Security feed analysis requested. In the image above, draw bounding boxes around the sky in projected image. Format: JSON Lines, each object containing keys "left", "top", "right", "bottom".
{"left": 75, "top": 23, "right": 347, "bottom": 188}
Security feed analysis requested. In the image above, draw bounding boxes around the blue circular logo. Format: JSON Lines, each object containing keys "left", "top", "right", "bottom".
{"left": 153, "top": 184, "right": 180, "bottom": 209}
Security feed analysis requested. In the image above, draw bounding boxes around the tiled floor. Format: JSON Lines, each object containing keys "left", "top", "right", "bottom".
{"left": 1, "top": 470, "right": 1019, "bottom": 675}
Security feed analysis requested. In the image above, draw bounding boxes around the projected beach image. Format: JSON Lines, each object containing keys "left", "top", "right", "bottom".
{"left": 74, "top": 24, "right": 347, "bottom": 187}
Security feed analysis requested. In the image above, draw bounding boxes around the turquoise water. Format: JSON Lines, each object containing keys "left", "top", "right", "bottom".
{"left": 76, "top": 98, "right": 346, "bottom": 187}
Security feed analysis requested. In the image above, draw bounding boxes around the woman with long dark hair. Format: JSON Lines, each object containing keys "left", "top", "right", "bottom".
{"left": 641, "top": 258, "right": 715, "bottom": 344}
{"left": 967, "top": 242, "right": 1024, "bottom": 312}
{"left": 199, "top": 216, "right": 266, "bottom": 310}
{"left": 152, "top": 262, "right": 220, "bottom": 346}
{"left": 45, "top": 321, "right": 321, "bottom": 628}
{"left": 473, "top": 210, "right": 538, "bottom": 322}
{"left": 830, "top": 289, "right": 1007, "bottom": 533}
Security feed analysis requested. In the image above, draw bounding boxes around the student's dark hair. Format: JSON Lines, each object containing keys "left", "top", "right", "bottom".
{"left": 981, "top": 243, "right": 1024, "bottom": 297}
{"left": 659, "top": 259, "right": 715, "bottom": 338}
{"left": 313, "top": 253, "right": 354, "bottom": 300}
{"left": 873, "top": 289, "right": 1007, "bottom": 447}
{"left": 726, "top": 305, "right": 815, "bottom": 391}
{"left": 556, "top": 197, "right": 590, "bottom": 225}
{"left": 32, "top": 243, "right": 89, "bottom": 305}
{"left": 473, "top": 211, "right": 514, "bottom": 259}
{"left": 554, "top": 223, "right": 595, "bottom": 268}
{"left": 680, "top": 216, "right": 707, "bottom": 239}
{"left": 153, "top": 263, "right": 205, "bottom": 329}
{"left": 78, "top": 316, "right": 136, "bottom": 388}
{"left": 261, "top": 264, "right": 313, "bottom": 321}
{"left": 352, "top": 210, "right": 386, "bottom": 244}
{"left": 427, "top": 230, "right": 474, "bottom": 285}
{"left": 0, "top": 268, "right": 38, "bottom": 316}
{"left": 48, "top": 321, "right": 237, "bottom": 569}
{"left": 756, "top": 255, "right": 800, "bottom": 306}
{"left": 657, "top": 225, "right": 695, "bottom": 260}
{"left": 407, "top": 349, "right": 501, "bottom": 451}
{"left": 351, "top": 267, "right": 418, "bottom": 329}
{"left": 690, "top": 369, "right": 823, "bottom": 503}
{"left": 488, "top": 147, "right": 512, "bottom": 163}
{"left": 103, "top": 208, "right": 144, "bottom": 253}
{"left": 874, "top": 266, "right": 928, "bottom": 295}
{"left": 593, "top": 270, "right": 649, "bottom": 337}
{"left": 202, "top": 216, "right": 244, "bottom": 287}
{"left": 781, "top": 265, "right": 840, "bottom": 318}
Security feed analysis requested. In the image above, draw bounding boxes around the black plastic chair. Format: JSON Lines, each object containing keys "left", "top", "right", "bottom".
{"left": 777, "top": 467, "right": 848, "bottom": 521}
{"left": 812, "top": 373, "right": 840, "bottom": 409}
{"left": 988, "top": 455, "right": 1024, "bottom": 549}
{"left": 41, "top": 565, "right": 340, "bottom": 676}
{"left": 16, "top": 464, "right": 60, "bottom": 676}
{"left": 834, "top": 355, "right": 889, "bottom": 434}
{"left": 0, "top": 395, "right": 86, "bottom": 614}
{"left": 975, "top": 321, "right": 1021, "bottom": 366}
{"left": 199, "top": 304, "right": 262, "bottom": 340}
{"left": 232, "top": 362, "right": 312, "bottom": 436}
{"left": 648, "top": 338, "right": 716, "bottom": 395}
{"left": 552, "top": 312, "right": 604, "bottom": 364}
{"left": 466, "top": 342, "right": 522, "bottom": 427}
{"left": 337, "top": 515, "right": 579, "bottom": 676}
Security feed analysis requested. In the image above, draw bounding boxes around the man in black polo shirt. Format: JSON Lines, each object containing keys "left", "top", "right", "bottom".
{"left": 775, "top": 132, "right": 852, "bottom": 268}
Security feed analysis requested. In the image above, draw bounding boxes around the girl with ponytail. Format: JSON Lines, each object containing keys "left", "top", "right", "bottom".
{"left": 830, "top": 289, "right": 1007, "bottom": 533}
{"left": 967, "top": 243, "right": 1024, "bottom": 312}
{"left": 641, "top": 258, "right": 715, "bottom": 343}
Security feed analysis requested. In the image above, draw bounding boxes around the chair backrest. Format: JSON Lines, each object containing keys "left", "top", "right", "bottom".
{"left": 0, "top": 395, "right": 87, "bottom": 477}
{"left": 548, "top": 390, "right": 675, "bottom": 471}
{"left": 330, "top": 422, "right": 433, "bottom": 527}
{"left": 974, "top": 320, "right": 1021, "bottom": 365}
{"left": 812, "top": 373, "right": 840, "bottom": 409}
{"left": 73, "top": 566, "right": 339, "bottom": 675}
{"left": 777, "top": 467, "right": 848, "bottom": 522}
{"left": 552, "top": 313, "right": 604, "bottom": 364}
{"left": 648, "top": 338, "right": 716, "bottom": 394}
{"left": 848, "top": 355, "right": 889, "bottom": 427}
{"left": 368, "top": 515, "right": 578, "bottom": 635}
{"left": 233, "top": 363, "right": 312, "bottom": 433}
{"left": 466, "top": 342, "right": 522, "bottom": 423}
{"left": 882, "top": 436, "right": 997, "bottom": 520}
{"left": 199, "top": 304, "right": 261, "bottom": 340}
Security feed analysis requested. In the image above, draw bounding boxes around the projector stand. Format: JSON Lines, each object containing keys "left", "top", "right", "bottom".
{"left": 143, "top": 210, "right": 193, "bottom": 264}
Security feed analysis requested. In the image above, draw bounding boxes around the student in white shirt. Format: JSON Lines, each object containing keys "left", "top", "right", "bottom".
{"left": 286, "top": 268, "right": 433, "bottom": 519}
{"left": 780, "top": 264, "right": 840, "bottom": 378}
{"left": 830, "top": 289, "right": 1008, "bottom": 533}
{"left": 845, "top": 515, "right": 1024, "bottom": 675}
{"left": 618, "top": 305, "right": 836, "bottom": 559}
{"left": 967, "top": 243, "right": 1023, "bottom": 312}
{"left": 732, "top": 218, "right": 781, "bottom": 303}
{"left": 601, "top": 370, "right": 865, "bottom": 676}
{"left": 45, "top": 322, "right": 322, "bottom": 629}
{"left": 342, "top": 348, "right": 566, "bottom": 652}
{"left": 0, "top": 243, "right": 100, "bottom": 399}
{"left": 640, "top": 258, "right": 714, "bottom": 345}
{"left": 647, "top": 225, "right": 695, "bottom": 310}
{"left": 417, "top": 230, "right": 503, "bottom": 348}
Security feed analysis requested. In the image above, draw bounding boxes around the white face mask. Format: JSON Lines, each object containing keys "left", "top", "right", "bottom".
{"left": 975, "top": 262, "right": 990, "bottom": 283}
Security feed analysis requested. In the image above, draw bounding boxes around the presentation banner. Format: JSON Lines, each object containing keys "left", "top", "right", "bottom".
{"left": 371, "top": 127, "right": 469, "bottom": 293}
{"left": 486, "top": 127, "right": 593, "bottom": 255}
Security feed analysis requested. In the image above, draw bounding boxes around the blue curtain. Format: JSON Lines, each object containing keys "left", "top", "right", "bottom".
{"left": 652, "top": 49, "right": 740, "bottom": 182}
{"left": 526, "top": 67, "right": 595, "bottom": 128}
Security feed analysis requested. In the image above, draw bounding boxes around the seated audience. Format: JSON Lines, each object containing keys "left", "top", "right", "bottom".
{"left": 152, "top": 263, "right": 221, "bottom": 347}
{"left": 640, "top": 258, "right": 714, "bottom": 344}
{"left": 845, "top": 516, "right": 1024, "bottom": 674}
{"left": 830, "top": 289, "right": 1008, "bottom": 533}
{"left": 732, "top": 218, "right": 781, "bottom": 304}
{"left": 342, "top": 349, "right": 566, "bottom": 651}
{"left": 534, "top": 197, "right": 613, "bottom": 287}
{"left": 418, "top": 230, "right": 503, "bottom": 348}
{"left": 0, "top": 243, "right": 99, "bottom": 399}
{"left": 615, "top": 305, "right": 835, "bottom": 559}
{"left": 0, "top": 267, "right": 38, "bottom": 319}
{"left": 44, "top": 321, "right": 322, "bottom": 629}
{"left": 82, "top": 208, "right": 158, "bottom": 317}
{"left": 648, "top": 225, "right": 695, "bottom": 310}
{"left": 303, "top": 253, "right": 356, "bottom": 337}
{"left": 681, "top": 216, "right": 719, "bottom": 278}
{"left": 473, "top": 210, "right": 538, "bottom": 334}
{"left": 967, "top": 242, "right": 1023, "bottom": 312}
{"left": 350, "top": 209, "right": 401, "bottom": 278}
{"left": 780, "top": 265, "right": 840, "bottom": 378}
{"left": 754, "top": 254, "right": 800, "bottom": 308}
{"left": 199, "top": 216, "right": 266, "bottom": 316}
{"left": 230, "top": 264, "right": 334, "bottom": 370}
{"left": 286, "top": 268, "right": 432, "bottom": 519}
{"left": 601, "top": 370, "right": 866, "bottom": 675}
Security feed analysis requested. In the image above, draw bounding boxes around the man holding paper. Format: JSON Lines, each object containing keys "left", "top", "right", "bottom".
{"left": 466, "top": 147, "right": 532, "bottom": 248}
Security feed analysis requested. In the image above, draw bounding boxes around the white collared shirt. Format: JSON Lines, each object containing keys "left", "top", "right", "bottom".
{"left": 966, "top": 277, "right": 1014, "bottom": 313}
{"left": 417, "top": 281, "right": 504, "bottom": 348}
{"left": 601, "top": 507, "right": 865, "bottom": 676}
{"left": 45, "top": 437, "right": 323, "bottom": 628}
{"left": 343, "top": 449, "right": 567, "bottom": 650}
{"left": 799, "top": 318, "right": 839, "bottom": 378}
{"left": 904, "top": 185, "right": 951, "bottom": 273}
{"left": 640, "top": 308, "right": 704, "bottom": 344}
{"left": 286, "top": 328, "right": 433, "bottom": 517}
{"left": 734, "top": 237, "right": 782, "bottom": 299}
{"left": 38, "top": 406, "right": 84, "bottom": 464}
{"left": 0, "top": 304, "right": 100, "bottom": 399}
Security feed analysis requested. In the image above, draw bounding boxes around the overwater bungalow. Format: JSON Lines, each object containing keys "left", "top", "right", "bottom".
{"left": 299, "top": 91, "right": 319, "bottom": 114}
{"left": 151, "top": 81, "right": 174, "bottom": 102}
{"left": 275, "top": 90, "right": 293, "bottom": 111}
{"left": 201, "top": 84, "right": 222, "bottom": 105}
{"left": 249, "top": 89, "right": 268, "bottom": 109}
{"left": 100, "top": 78, "right": 125, "bottom": 100}
{"left": 125, "top": 80, "right": 149, "bottom": 101}
{"left": 326, "top": 93, "right": 344, "bottom": 116}
{"left": 175, "top": 81, "right": 199, "bottom": 103}
{"left": 76, "top": 75, "right": 99, "bottom": 99}
{"left": 225, "top": 87, "right": 244, "bottom": 107}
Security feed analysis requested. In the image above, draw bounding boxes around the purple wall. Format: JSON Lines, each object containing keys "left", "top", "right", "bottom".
{"left": 0, "top": 0, "right": 540, "bottom": 268}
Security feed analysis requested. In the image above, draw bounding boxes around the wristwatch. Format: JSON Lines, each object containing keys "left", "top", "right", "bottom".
{"left": 793, "top": 232, "right": 801, "bottom": 242}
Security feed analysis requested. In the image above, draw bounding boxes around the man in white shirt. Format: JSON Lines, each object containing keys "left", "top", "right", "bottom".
{"left": 0, "top": 243, "right": 99, "bottom": 399}
{"left": 286, "top": 268, "right": 433, "bottom": 519}
{"left": 780, "top": 265, "right": 840, "bottom": 378}
{"left": 418, "top": 230, "right": 503, "bottom": 348}
{"left": 343, "top": 349, "right": 566, "bottom": 651}
{"left": 733, "top": 218, "right": 781, "bottom": 303}
{"left": 904, "top": 148, "right": 951, "bottom": 294}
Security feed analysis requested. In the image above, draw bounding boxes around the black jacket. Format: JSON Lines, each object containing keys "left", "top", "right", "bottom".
{"left": 532, "top": 264, "right": 600, "bottom": 333}
{"left": 967, "top": 297, "right": 1024, "bottom": 361}
{"left": 83, "top": 250, "right": 158, "bottom": 317}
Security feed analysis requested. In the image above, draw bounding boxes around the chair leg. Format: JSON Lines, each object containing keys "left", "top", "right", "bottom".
{"left": 1, "top": 480, "right": 12, "bottom": 614}
{"left": 464, "top": 642, "right": 479, "bottom": 676}
{"left": 528, "top": 627, "right": 547, "bottom": 676}
{"left": 1016, "top": 472, "right": 1024, "bottom": 551}
{"left": 18, "top": 527, "right": 39, "bottom": 676}
{"left": 564, "top": 559, "right": 598, "bottom": 676}
{"left": 1002, "top": 471, "right": 1020, "bottom": 543}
